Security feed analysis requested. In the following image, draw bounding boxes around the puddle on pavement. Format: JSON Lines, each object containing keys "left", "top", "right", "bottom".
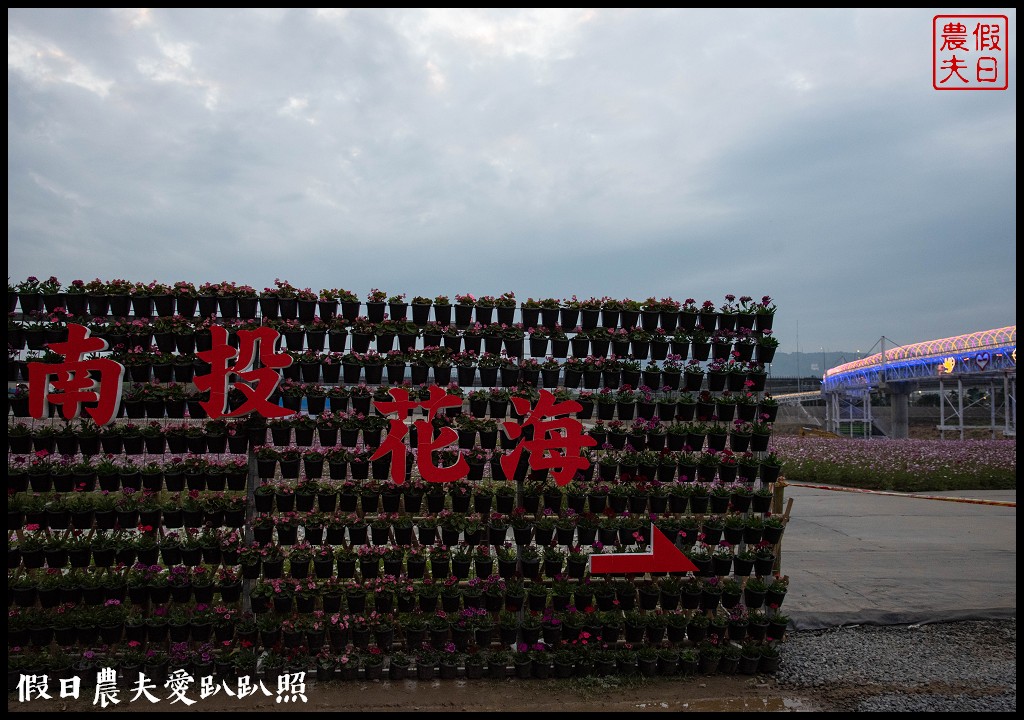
{"left": 356, "top": 679, "right": 817, "bottom": 712}
{"left": 649, "top": 697, "right": 813, "bottom": 711}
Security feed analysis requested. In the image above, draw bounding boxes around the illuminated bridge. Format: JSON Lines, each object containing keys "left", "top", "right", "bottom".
{"left": 820, "top": 326, "right": 1016, "bottom": 439}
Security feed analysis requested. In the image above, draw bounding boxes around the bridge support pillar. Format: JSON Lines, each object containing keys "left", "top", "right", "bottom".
{"left": 889, "top": 385, "right": 910, "bottom": 439}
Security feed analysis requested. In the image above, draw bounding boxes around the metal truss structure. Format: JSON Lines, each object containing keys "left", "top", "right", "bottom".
{"left": 821, "top": 327, "right": 1016, "bottom": 438}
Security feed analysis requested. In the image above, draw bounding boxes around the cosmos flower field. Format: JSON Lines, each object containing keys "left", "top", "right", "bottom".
{"left": 772, "top": 437, "right": 1016, "bottom": 492}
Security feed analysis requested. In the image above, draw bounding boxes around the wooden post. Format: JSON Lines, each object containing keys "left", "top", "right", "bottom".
{"left": 772, "top": 478, "right": 792, "bottom": 574}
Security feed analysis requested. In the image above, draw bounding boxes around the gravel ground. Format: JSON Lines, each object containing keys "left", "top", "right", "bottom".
{"left": 773, "top": 619, "right": 1017, "bottom": 711}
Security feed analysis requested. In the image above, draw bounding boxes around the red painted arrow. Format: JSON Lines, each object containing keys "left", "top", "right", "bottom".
{"left": 589, "top": 524, "right": 699, "bottom": 575}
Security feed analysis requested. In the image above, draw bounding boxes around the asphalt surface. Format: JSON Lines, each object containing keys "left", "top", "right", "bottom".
{"left": 776, "top": 484, "right": 1017, "bottom": 629}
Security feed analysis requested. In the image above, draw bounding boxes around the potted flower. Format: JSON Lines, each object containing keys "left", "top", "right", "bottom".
{"left": 766, "top": 574, "right": 789, "bottom": 607}
{"left": 753, "top": 295, "right": 776, "bottom": 330}
{"left": 759, "top": 450, "right": 782, "bottom": 484}
{"left": 763, "top": 514, "right": 786, "bottom": 544}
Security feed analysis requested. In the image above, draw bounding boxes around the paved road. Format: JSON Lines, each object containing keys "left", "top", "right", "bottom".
{"left": 776, "top": 484, "right": 1016, "bottom": 630}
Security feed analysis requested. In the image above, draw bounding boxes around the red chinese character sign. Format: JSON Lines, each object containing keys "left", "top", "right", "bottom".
{"left": 369, "top": 386, "right": 596, "bottom": 485}
{"left": 26, "top": 324, "right": 125, "bottom": 425}
{"left": 500, "top": 392, "right": 597, "bottom": 487}
{"left": 370, "top": 385, "right": 467, "bottom": 484}
{"left": 24, "top": 322, "right": 293, "bottom": 425}
{"left": 194, "top": 325, "right": 292, "bottom": 419}
{"left": 933, "top": 15, "right": 1009, "bottom": 90}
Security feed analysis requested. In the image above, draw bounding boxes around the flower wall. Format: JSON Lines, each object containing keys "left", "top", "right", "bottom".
{"left": 8, "top": 279, "right": 788, "bottom": 683}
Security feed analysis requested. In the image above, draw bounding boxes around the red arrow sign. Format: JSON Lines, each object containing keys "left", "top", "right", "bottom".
{"left": 589, "top": 524, "right": 699, "bottom": 575}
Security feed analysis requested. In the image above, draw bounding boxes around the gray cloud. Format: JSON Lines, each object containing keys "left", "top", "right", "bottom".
{"left": 8, "top": 8, "right": 1016, "bottom": 355}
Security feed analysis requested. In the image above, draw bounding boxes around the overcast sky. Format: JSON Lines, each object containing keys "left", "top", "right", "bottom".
{"left": 8, "top": 8, "right": 1016, "bottom": 357}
